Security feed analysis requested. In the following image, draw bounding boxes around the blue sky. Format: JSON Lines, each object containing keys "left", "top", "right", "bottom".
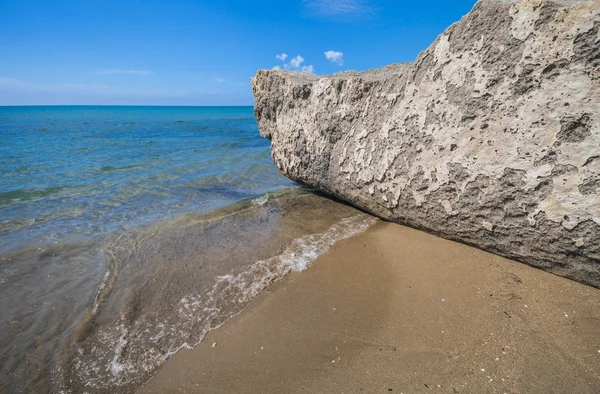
{"left": 0, "top": 0, "right": 477, "bottom": 106}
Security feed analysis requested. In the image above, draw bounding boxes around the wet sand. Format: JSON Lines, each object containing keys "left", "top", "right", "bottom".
{"left": 140, "top": 221, "right": 600, "bottom": 394}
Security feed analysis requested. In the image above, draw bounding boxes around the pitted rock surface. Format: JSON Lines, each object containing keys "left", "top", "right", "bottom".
{"left": 252, "top": 0, "right": 600, "bottom": 287}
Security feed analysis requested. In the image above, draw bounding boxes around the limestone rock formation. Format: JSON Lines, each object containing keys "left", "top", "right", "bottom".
{"left": 252, "top": 0, "right": 600, "bottom": 287}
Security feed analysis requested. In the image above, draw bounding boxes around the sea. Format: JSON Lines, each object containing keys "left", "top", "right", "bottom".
{"left": 0, "top": 106, "right": 375, "bottom": 393}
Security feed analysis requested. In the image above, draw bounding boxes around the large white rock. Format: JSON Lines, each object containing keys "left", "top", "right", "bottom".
{"left": 252, "top": 0, "right": 600, "bottom": 287}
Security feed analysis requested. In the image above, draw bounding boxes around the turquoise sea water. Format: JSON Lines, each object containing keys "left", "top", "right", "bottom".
{"left": 0, "top": 106, "right": 374, "bottom": 393}
{"left": 0, "top": 106, "right": 294, "bottom": 254}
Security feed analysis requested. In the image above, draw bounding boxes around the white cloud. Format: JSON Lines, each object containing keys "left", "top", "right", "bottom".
{"left": 304, "top": 0, "right": 375, "bottom": 16}
{"left": 215, "top": 77, "right": 227, "bottom": 83}
{"left": 289, "top": 55, "right": 305, "bottom": 68}
{"left": 272, "top": 54, "right": 314, "bottom": 74}
{"left": 325, "top": 50, "right": 344, "bottom": 65}
{"left": 301, "top": 65, "right": 315, "bottom": 73}
{"left": 97, "top": 69, "right": 153, "bottom": 75}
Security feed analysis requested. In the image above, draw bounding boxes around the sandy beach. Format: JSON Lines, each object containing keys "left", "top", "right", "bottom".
{"left": 3, "top": 0, "right": 599, "bottom": 392}
{"left": 140, "top": 221, "right": 600, "bottom": 393}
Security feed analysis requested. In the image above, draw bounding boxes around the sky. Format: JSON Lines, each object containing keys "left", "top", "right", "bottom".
{"left": 0, "top": 0, "right": 478, "bottom": 106}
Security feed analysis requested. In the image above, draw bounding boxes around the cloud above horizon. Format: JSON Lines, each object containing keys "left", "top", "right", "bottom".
{"left": 303, "top": 0, "right": 375, "bottom": 16}
{"left": 301, "top": 65, "right": 315, "bottom": 73}
{"left": 289, "top": 55, "right": 305, "bottom": 69}
{"left": 97, "top": 69, "right": 154, "bottom": 75}
{"left": 0, "top": 76, "right": 184, "bottom": 98}
{"left": 325, "top": 50, "right": 344, "bottom": 65}
{"left": 272, "top": 54, "right": 315, "bottom": 74}
{"left": 0, "top": 76, "right": 254, "bottom": 105}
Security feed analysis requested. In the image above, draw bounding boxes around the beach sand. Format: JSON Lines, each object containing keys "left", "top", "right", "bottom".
{"left": 140, "top": 221, "right": 600, "bottom": 393}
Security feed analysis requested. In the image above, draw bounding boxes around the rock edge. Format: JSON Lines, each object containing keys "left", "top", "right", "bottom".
{"left": 252, "top": 0, "right": 600, "bottom": 287}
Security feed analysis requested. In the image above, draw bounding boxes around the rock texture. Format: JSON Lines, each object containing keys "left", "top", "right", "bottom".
{"left": 252, "top": 0, "right": 600, "bottom": 287}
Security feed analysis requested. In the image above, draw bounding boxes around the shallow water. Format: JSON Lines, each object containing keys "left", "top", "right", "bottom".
{"left": 0, "top": 106, "right": 294, "bottom": 254}
{"left": 0, "top": 106, "right": 375, "bottom": 393}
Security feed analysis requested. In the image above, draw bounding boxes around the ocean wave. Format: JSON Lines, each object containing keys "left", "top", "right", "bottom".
{"left": 61, "top": 191, "right": 376, "bottom": 393}
{"left": 252, "top": 193, "right": 269, "bottom": 205}
{"left": 0, "top": 185, "right": 70, "bottom": 205}
{"left": 99, "top": 164, "right": 144, "bottom": 173}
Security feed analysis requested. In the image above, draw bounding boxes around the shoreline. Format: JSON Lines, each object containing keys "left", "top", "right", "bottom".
{"left": 140, "top": 220, "right": 600, "bottom": 393}
{"left": 1, "top": 186, "right": 374, "bottom": 393}
{"left": 55, "top": 188, "right": 373, "bottom": 392}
